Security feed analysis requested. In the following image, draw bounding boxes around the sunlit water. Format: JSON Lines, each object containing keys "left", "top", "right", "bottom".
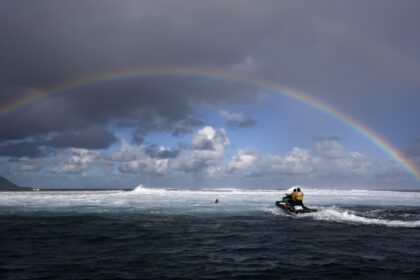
{"left": 1, "top": 187, "right": 420, "bottom": 279}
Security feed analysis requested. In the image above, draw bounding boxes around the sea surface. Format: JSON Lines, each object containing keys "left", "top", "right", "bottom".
{"left": 1, "top": 187, "right": 420, "bottom": 280}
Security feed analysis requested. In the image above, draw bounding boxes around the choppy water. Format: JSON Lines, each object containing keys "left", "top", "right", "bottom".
{"left": 1, "top": 187, "right": 420, "bottom": 279}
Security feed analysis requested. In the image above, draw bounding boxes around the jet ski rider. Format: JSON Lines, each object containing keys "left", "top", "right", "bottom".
{"left": 292, "top": 187, "right": 304, "bottom": 205}
{"left": 282, "top": 186, "right": 304, "bottom": 206}
{"left": 276, "top": 186, "right": 316, "bottom": 213}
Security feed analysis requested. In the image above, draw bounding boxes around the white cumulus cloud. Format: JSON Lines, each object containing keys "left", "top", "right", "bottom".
{"left": 226, "top": 148, "right": 257, "bottom": 173}
{"left": 177, "top": 126, "right": 230, "bottom": 173}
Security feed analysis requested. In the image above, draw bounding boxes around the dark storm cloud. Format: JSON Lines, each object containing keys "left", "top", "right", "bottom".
{"left": 1, "top": 0, "right": 420, "bottom": 160}
{"left": 1, "top": 0, "right": 267, "bottom": 148}
{"left": 130, "top": 112, "right": 204, "bottom": 144}
{"left": 2, "top": 0, "right": 420, "bottom": 92}
{"left": 46, "top": 127, "right": 117, "bottom": 150}
{"left": 0, "top": 0, "right": 266, "bottom": 85}
{"left": 0, "top": 127, "right": 116, "bottom": 158}
{"left": 0, "top": 76, "right": 257, "bottom": 146}
{"left": 0, "top": 141, "right": 48, "bottom": 158}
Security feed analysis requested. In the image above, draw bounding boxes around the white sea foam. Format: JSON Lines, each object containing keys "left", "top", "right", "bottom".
{"left": 0, "top": 186, "right": 419, "bottom": 227}
{"left": 298, "top": 208, "right": 420, "bottom": 228}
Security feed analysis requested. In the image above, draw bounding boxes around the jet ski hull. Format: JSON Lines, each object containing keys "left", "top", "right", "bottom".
{"left": 275, "top": 201, "right": 317, "bottom": 214}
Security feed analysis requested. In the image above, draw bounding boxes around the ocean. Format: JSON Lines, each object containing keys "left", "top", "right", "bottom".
{"left": 1, "top": 187, "right": 419, "bottom": 280}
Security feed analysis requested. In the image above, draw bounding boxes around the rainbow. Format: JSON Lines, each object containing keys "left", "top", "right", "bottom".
{"left": 1, "top": 66, "right": 419, "bottom": 181}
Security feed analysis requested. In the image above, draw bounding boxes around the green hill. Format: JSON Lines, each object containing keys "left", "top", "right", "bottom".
{"left": 0, "top": 176, "right": 31, "bottom": 191}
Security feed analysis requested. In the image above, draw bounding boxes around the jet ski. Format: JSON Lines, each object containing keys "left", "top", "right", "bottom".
{"left": 275, "top": 200, "right": 317, "bottom": 214}
{"left": 276, "top": 186, "right": 317, "bottom": 214}
{"left": 275, "top": 194, "right": 317, "bottom": 214}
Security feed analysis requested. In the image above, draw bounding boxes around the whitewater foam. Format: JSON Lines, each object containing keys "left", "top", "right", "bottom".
{"left": 295, "top": 207, "right": 420, "bottom": 228}
{"left": 1, "top": 186, "right": 419, "bottom": 227}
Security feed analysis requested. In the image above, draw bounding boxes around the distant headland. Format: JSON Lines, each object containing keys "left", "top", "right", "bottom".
{"left": 0, "top": 176, "right": 32, "bottom": 191}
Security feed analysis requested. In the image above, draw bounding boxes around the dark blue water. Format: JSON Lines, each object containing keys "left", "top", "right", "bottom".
{"left": 2, "top": 209, "right": 420, "bottom": 280}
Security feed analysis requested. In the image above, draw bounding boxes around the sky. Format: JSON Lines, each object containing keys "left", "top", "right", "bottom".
{"left": 0, "top": 0, "right": 419, "bottom": 189}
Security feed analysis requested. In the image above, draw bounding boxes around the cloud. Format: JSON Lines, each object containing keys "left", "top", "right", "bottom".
{"left": 191, "top": 126, "right": 229, "bottom": 159}
{"left": 313, "top": 136, "right": 347, "bottom": 159}
{"left": 176, "top": 126, "right": 230, "bottom": 174}
{"left": 0, "top": 0, "right": 271, "bottom": 147}
{"left": 176, "top": 157, "right": 209, "bottom": 174}
{"left": 104, "top": 140, "right": 173, "bottom": 175}
{"left": 1, "top": 1, "right": 419, "bottom": 188}
{"left": 104, "top": 139, "right": 139, "bottom": 162}
{"left": 0, "top": 141, "right": 49, "bottom": 158}
{"left": 0, "top": 127, "right": 116, "bottom": 159}
{"left": 47, "top": 127, "right": 117, "bottom": 150}
{"left": 313, "top": 137, "right": 376, "bottom": 177}
{"left": 131, "top": 115, "right": 204, "bottom": 144}
{"left": 213, "top": 137, "right": 392, "bottom": 184}
{"left": 145, "top": 144, "right": 180, "bottom": 159}
{"left": 51, "top": 149, "right": 99, "bottom": 174}
{"left": 4, "top": 0, "right": 418, "bottom": 149}
{"left": 49, "top": 130, "right": 409, "bottom": 184}
{"left": 219, "top": 110, "right": 256, "bottom": 128}
{"left": 261, "top": 147, "right": 321, "bottom": 176}
{"left": 272, "top": 139, "right": 377, "bottom": 179}
{"left": 118, "top": 158, "right": 169, "bottom": 176}
{"left": 13, "top": 157, "right": 44, "bottom": 172}
{"left": 225, "top": 148, "right": 257, "bottom": 173}
{"left": 7, "top": 127, "right": 411, "bottom": 187}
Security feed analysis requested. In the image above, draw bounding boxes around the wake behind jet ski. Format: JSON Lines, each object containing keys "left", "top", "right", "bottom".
{"left": 275, "top": 186, "right": 317, "bottom": 214}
